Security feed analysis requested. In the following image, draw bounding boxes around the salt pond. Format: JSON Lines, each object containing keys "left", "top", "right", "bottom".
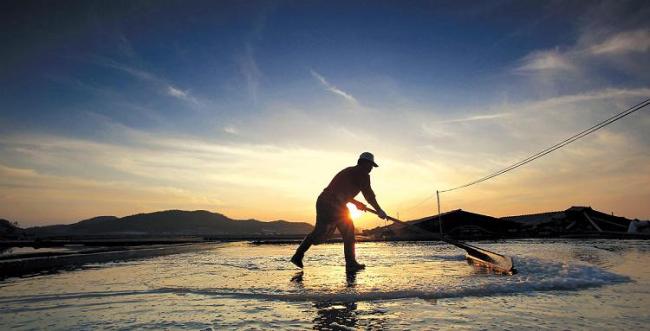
{"left": 1, "top": 240, "right": 648, "bottom": 330}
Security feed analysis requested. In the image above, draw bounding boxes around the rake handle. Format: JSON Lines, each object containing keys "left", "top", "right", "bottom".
{"left": 352, "top": 199, "right": 448, "bottom": 242}
{"left": 352, "top": 199, "right": 407, "bottom": 225}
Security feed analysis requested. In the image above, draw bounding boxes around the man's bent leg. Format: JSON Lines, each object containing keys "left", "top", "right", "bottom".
{"left": 292, "top": 221, "right": 335, "bottom": 268}
{"left": 291, "top": 232, "right": 314, "bottom": 268}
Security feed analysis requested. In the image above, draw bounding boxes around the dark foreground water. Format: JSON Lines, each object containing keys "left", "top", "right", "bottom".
{"left": 0, "top": 239, "right": 648, "bottom": 330}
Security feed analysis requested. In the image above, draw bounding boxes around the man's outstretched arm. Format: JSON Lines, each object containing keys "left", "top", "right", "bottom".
{"left": 361, "top": 188, "right": 387, "bottom": 219}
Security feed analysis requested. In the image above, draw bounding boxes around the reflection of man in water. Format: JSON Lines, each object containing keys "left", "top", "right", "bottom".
{"left": 291, "top": 152, "right": 387, "bottom": 272}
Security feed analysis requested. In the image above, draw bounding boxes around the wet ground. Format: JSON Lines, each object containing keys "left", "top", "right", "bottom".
{"left": 0, "top": 239, "right": 648, "bottom": 330}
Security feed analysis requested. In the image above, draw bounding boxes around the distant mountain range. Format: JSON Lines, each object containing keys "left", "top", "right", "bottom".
{"left": 18, "top": 210, "right": 313, "bottom": 237}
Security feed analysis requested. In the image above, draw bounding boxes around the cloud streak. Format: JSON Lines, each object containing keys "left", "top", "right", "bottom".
{"left": 166, "top": 85, "right": 199, "bottom": 104}
{"left": 521, "top": 87, "right": 650, "bottom": 111}
{"left": 310, "top": 69, "right": 358, "bottom": 104}
{"left": 238, "top": 43, "right": 262, "bottom": 103}
{"left": 589, "top": 29, "right": 650, "bottom": 55}
{"left": 91, "top": 56, "right": 202, "bottom": 106}
{"left": 515, "top": 26, "right": 650, "bottom": 81}
{"left": 433, "top": 112, "right": 512, "bottom": 124}
{"left": 223, "top": 126, "right": 240, "bottom": 135}
{"left": 516, "top": 48, "right": 576, "bottom": 73}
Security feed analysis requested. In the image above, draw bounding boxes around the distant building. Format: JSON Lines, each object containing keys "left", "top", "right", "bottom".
{"left": 362, "top": 206, "right": 649, "bottom": 240}
{"left": 502, "top": 206, "right": 647, "bottom": 238}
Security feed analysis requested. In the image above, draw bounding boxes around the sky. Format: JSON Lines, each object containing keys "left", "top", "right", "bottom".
{"left": 1, "top": 0, "right": 649, "bottom": 228}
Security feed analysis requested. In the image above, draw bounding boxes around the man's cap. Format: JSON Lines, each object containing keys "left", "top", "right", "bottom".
{"left": 359, "top": 152, "right": 378, "bottom": 167}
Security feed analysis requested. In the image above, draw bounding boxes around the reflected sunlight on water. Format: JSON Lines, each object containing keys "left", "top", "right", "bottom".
{"left": 0, "top": 240, "right": 648, "bottom": 330}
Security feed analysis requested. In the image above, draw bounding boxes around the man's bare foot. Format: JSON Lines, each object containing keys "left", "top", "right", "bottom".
{"left": 290, "top": 254, "right": 304, "bottom": 268}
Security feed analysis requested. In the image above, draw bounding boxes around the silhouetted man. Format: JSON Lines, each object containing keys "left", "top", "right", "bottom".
{"left": 291, "top": 152, "right": 387, "bottom": 272}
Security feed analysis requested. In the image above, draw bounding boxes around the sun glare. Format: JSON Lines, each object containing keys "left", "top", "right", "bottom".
{"left": 346, "top": 202, "right": 363, "bottom": 219}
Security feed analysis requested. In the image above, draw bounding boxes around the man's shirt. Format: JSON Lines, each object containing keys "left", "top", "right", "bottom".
{"left": 321, "top": 165, "right": 375, "bottom": 204}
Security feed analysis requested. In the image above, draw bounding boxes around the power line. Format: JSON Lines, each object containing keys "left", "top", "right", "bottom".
{"left": 400, "top": 97, "right": 650, "bottom": 215}
{"left": 439, "top": 98, "right": 650, "bottom": 193}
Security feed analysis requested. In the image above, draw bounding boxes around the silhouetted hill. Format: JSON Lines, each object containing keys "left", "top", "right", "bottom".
{"left": 0, "top": 219, "right": 23, "bottom": 238}
{"left": 25, "top": 210, "right": 313, "bottom": 237}
{"left": 0, "top": 219, "right": 25, "bottom": 239}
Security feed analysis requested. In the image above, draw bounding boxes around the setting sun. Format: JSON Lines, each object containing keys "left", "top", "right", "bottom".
{"left": 346, "top": 203, "right": 363, "bottom": 220}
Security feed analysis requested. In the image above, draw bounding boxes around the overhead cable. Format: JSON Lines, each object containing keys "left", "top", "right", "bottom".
{"left": 439, "top": 98, "right": 650, "bottom": 193}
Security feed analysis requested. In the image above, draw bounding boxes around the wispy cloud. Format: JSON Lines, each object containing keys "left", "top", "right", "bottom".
{"left": 516, "top": 48, "right": 576, "bottom": 73}
{"left": 223, "top": 126, "right": 240, "bottom": 135}
{"left": 235, "top": 1, "right": 276, "bottom": 105}
{"left": 310, "top": 69, "right": 358, "bottom": 104}
{"left": 238, "top": 43, "right": 262, "bottom": 103}
{"left": 166, "top": 85, "right": 199, "bottom": 104}
{"left": 167, "top": 86, "right": 187, "bottom": 98}
{"left": 515, "top": 15, "right": 650, "bottom": 83}
{"left": 589, "top": 29, "right": 650, "bottom": 55}
{"left": 522, "top": 87, "right": 650, "bottom": 111}
{"left": 433, "top": 112, "right": 512, "bottom": 124}
{"left": 95, "top": 56, "right": 159, "bottom": 82}
{"left": 512, "top": 1, "right": 650, "bottom": 86}
{"left": 92, "top": 56, "right": 202, "bottom": 106}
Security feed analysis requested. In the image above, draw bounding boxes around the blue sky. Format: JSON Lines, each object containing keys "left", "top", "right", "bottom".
{"left": 1, "top": 1, "right": 649, "bottom": 226}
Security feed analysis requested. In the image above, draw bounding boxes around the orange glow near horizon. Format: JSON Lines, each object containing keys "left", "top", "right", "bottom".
{"left": 2, "top": 123, "right": 650, "bottom": 228}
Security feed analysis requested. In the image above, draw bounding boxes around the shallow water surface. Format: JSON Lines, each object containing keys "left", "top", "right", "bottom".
{"left": 0, "top": 246, "right": 79, "bottom": 256}
{"left": 0, "top": 240, "right": 648, "bottom": 330}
